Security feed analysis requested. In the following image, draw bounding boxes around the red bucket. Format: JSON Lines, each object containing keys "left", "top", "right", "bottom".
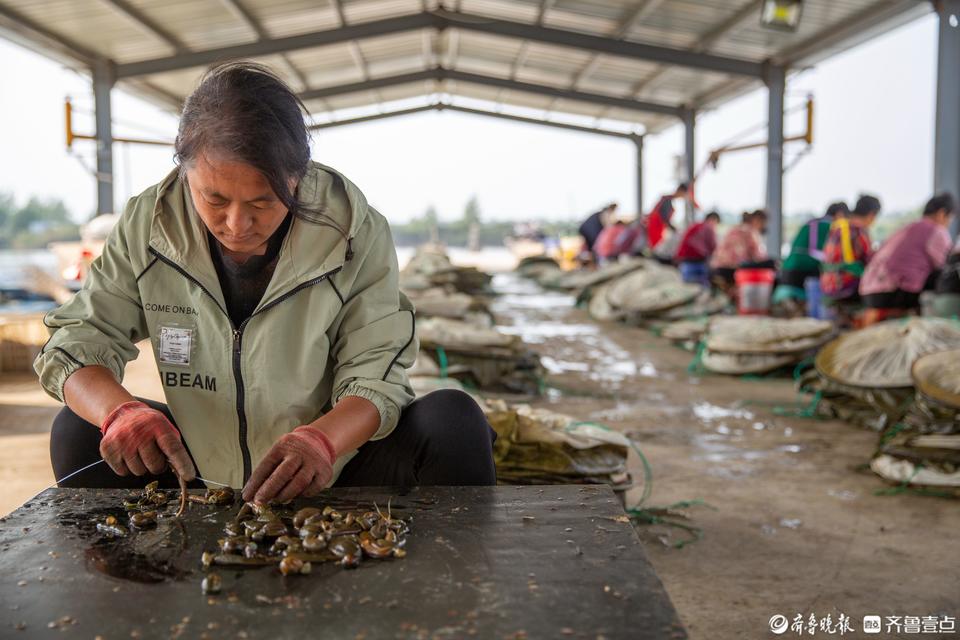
{"left": 735, "top": 268, "right": 776, "bottom": 315}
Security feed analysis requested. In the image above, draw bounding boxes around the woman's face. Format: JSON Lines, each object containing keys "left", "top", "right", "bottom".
{"left": 186, "top": 154, "right": 295, "bottom": 258}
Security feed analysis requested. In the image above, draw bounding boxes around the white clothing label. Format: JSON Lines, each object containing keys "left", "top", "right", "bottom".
{"left": 158, "top": 326, "right": 193, "bottom": 365}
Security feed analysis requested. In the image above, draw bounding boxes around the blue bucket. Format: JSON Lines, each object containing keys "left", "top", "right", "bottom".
{"left": 804, "top": 277, "right": 830, "bottom": 319}
{"left": 679, "top": 261, "right": 709, "bottom": 287}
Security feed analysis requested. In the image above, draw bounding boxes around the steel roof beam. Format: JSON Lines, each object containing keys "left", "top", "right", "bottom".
{"left": 298, "top": 67, "right": 683, "bottom": 117}
{"left": 115, "top": 12, "right": 439, "bottom": 78}
{"left": 115, "top": 9, "right": 763, "bottom": 80}
{"left": 438, "top": 9, "right": 764, "bottom": 78}
{"left": 309, "top": 102, "right": 639, "bottom": 139}
{"left": 444, "top": 68, "right": 682, "bottom": 116}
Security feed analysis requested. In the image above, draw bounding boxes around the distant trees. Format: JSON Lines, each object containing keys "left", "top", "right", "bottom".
{"left": 0, "top": 192, "right": 80, "bottom": 249}
{"left": 389, "top": 194, "right": 579, "bottom": 247}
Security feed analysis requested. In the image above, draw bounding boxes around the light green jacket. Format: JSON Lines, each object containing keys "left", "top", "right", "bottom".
{"left": 34, "top": 162, "right": 418, "bottom": 488}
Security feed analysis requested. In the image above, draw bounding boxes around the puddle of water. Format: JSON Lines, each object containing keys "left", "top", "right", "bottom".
{"left": 498, "top": 322, "right": 598, "bottom": 343}
{"left": 541, "top": 356, "right": 591, "bottom": 374}
{"left": 693, "top": 402, "right": 755, "bottom": 422}
{"left": 827, "top": 489, "right": 859, "bottom": 501}
{"left": 638, "top": 362, "right": 658, "bottom": 377}
{"left": 588, "top": 360, "right": 637, "bottom": 381}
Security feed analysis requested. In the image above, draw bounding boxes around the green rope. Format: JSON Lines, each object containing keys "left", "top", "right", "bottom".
{"left": 792, "top": 357, "right": 815, "bottom": 382}
{"left": 772, "top": 391, "right": 824, "bottom": 419}
{"left": 626, "top": 500, "right": 710, "bottom": 549}
{"left": 566, "top": 420, "right": 710, "bottom": 548}
{"left": 878, "top": 421, "right": 910, "bottom": 446}
{"left": 687, "top": 340, "right": 708, "bottom": 376}
{"left": 435, "top": 345, "right": 448, "bottom": 379}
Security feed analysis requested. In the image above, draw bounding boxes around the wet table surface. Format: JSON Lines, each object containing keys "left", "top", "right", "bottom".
{"left": 0, "top": 485, "right": 686, "bottom": 639}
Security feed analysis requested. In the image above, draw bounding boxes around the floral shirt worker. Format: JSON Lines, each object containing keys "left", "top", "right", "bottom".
{"left": 820, "top": 195, "right": 881, "bottom": 302}
{"left": 36, "top": 62, "right": 496, "bottom": 502}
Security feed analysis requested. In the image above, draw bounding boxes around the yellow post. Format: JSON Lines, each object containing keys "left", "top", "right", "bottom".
{"left": 804, "top": 95, "right": 814, "bottom": 145}
{"left": 64, "top": 97, "right": 74, "bottom": 150}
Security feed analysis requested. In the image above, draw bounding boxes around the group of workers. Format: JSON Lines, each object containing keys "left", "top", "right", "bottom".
{"left": 579, "top": 184, "right": 959, "bottom": 323}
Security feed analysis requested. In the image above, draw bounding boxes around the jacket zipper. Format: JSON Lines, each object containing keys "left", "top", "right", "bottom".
{"left": 148, "top": 247, "right": 342, "bottom": 483}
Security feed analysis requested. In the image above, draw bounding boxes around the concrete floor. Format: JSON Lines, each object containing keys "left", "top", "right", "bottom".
{"left": 1, "top": 272, "right": 956, "bottom": 639}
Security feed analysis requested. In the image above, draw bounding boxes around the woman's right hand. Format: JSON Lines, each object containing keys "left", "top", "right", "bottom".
{"left": 99, "top": 400, "right": 196, "bottom": 480}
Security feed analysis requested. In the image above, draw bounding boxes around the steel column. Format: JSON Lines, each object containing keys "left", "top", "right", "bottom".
{"left": 93, "top": 59, "right": 115, "bottom": 215}
{"left": 765, "top": 64, "right": 786, "bottom": 259}
{"left": 683, "top": 108, "right": 696, "bottom": 225}
{"left": 633, "top": 135, "right": 645, "bottom": 214}
{"left": 935, "top": 0, "right": 960, "bottom": 236}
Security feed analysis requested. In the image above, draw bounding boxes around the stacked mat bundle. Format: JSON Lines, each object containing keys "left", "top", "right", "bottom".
{"left": 800, "top": 318, "right": 960, "bottom": 432}
{"left": 538, "top": 258, "right": 646, "bottom": 292}
{"left": 579, "top": 263, "right": 728, "bottom": 327}
{"left": 697, "top": 316, "right": 834, "bottom": 375}
{"left": 405, "top": 287, "right": 494, "bottom": 327}
{"left": 400, "top": 245, "right": 493, "bottom": 295}
{"left": 515, "top": 255, "right": 563, "bottom": 285}
{"left": 415, "top": 317, "right": 545, "bottom": 395}
{"left": 873, "top": 348, "right": 960, "bottom": 492}
{"left": 484, "top": 399, "right": 632, "bottom": 489}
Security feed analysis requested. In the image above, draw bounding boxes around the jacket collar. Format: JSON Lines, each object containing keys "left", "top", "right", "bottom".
{"left": 148, "top": 161, "right": 367, "bottom": 316}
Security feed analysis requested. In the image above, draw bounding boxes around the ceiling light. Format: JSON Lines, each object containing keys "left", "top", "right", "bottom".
{"left": 760, "top": 0, "right": 803, "bottom": 31}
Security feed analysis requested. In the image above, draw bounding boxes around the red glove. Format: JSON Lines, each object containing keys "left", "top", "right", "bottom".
{"left": 99, "top": 400, "right": 196, "bottom": 480}
{"left": 242, "top": 426, "right": 336, "bottom": 504}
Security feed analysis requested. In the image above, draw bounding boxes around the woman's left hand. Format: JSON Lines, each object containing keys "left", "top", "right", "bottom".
{"left": 241, "top": 426, "right": 336, "bottom": 503}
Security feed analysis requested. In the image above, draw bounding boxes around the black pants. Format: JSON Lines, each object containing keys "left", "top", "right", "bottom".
{"left": 862, "top": 271, "right": 940, "bottom": 310}
{"left": 779, "top": 267, "right": 819, "bottom": 289}
{"left": 50, "top": 389, "right": 497, "bottom": 489}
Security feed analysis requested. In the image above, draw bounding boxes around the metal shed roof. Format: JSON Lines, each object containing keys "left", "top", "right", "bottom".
{"left": 0, "top": 0, "right": 930, "bottom": 136}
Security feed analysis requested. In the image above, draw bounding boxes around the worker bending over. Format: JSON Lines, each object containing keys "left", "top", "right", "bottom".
{"left": 35, "top": 62, "right": 496, "bottom": 503}
{"left": 860, "top": 193, "right": 955, "bottom": 313}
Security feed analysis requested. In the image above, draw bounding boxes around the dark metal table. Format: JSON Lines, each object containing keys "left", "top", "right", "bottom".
{"left": 0, "top": 485, "right": 686, "bottom": 639}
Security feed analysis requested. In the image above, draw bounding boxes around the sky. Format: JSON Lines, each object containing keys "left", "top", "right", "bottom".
{"left": 0, "top": 10, "right": 940, "bottom": 225}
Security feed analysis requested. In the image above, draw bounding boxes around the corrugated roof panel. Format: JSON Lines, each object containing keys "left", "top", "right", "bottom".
{"left": 647, "top": 65, "right": 730, "bottom": 104}
{"left": 356, "top": 30, "right": 423, "bottom": 62}
{"left": 1, "top": 0, "right": 174, "bottom": 62}
{"left": 454, "top": 55, "right": 514, "bottom": 78}
{"left": 517, "top": 40, "right": 596, "bottom": 78}
{"left": 455, "top": 31, "right": 525, "bottom": 66}
{"left": 124, "top": 0, "right": 256, "bottom": 52}
{"left": 515, "top": 66, "right": 582, "bottom": 89}
{"left": 458, "top": 0, "right": 541, "bottom": 23}
{"left": 244, "top": 0, "right": 341, "bottom": 38}
{"left": 341, "top": 0, "right": 418, "bottom": 24}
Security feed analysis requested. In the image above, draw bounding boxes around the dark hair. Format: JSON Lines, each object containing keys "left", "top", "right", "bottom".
{"left": 923, "top": 192, "right": 955, "bottom": 216}
{"left": 676, "top": 183, "right": 689, "bottom": 193}
{"left": 750, "top": 209, "right": 768, "bottom": 223}
{"left": 825, "top": 202, "right": 849, "bottom": 219}
{"left": 852, "top": 194, "right": 881, "bottom": 218}
{"left": 175, "top": 62, "right": 347, "bottom": 237}
{"left": 705, "top": 212, "right": 721, "bottom": 223}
